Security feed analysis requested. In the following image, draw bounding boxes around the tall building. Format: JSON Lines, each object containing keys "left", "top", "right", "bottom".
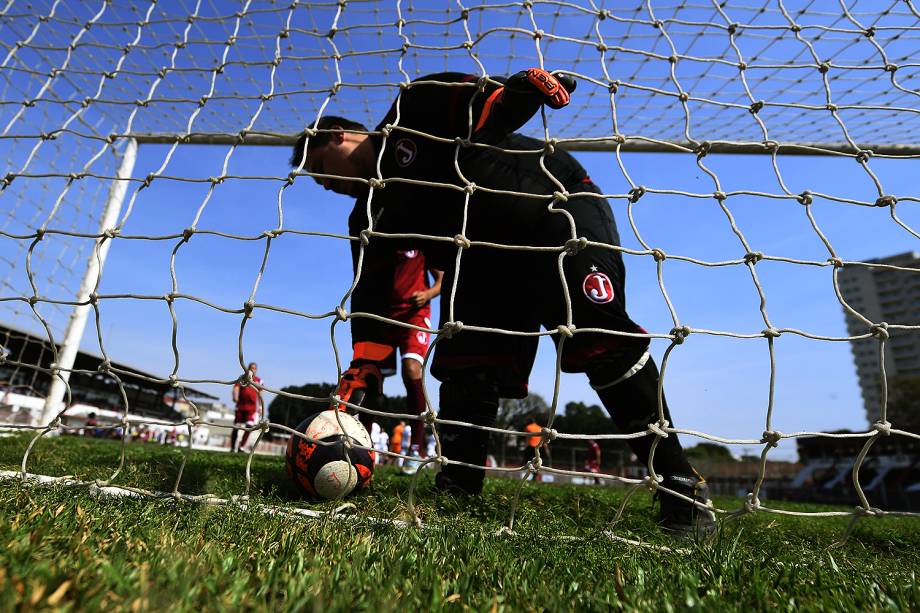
{"left": 837, "top": 251, "right": 920, "bottom": 425}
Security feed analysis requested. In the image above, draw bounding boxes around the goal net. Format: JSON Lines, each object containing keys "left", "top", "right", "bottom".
{"left": 1, "top": 0, "right": 919, "bottom": 543}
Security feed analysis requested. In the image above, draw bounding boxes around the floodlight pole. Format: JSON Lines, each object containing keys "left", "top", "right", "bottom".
{"left": 40, "top": 138, "right": 138, "bottom": 426}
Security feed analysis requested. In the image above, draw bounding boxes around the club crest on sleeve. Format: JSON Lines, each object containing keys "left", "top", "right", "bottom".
{"left": 582, "top": 270, "right": 614, "bottom": 304}
{"left": 394, "top": 138, "right": 417, "bottom": 167}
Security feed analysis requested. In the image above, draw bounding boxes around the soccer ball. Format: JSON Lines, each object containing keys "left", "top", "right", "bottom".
{"left": 285, "top": 410, "right": 375, "bottom": 499}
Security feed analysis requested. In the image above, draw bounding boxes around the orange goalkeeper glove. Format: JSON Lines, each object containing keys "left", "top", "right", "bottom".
{"left": 512, "top": 68, "right": 577, "bottom": 109}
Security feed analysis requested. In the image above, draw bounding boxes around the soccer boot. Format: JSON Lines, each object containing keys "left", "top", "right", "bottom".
{"left": 656, "top": 474, "right": 717, "bottom": 539}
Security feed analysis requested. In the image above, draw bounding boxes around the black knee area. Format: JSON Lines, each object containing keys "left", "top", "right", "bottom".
{"left": 437, "top": 372, "right": 499, "bottom": 495}
{"left": 438, "top": 373, "right": 499, "bottom": 425}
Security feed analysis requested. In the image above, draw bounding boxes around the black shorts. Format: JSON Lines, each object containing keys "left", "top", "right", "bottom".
{"left": 430, "top": 194, "right": 649, "bottom": 397}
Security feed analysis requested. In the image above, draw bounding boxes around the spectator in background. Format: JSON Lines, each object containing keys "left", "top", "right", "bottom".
{"left": 84, "top": 412, "right": 98, "bottom": 437}
{"left": 390, "top": 420, "right": 405, "bottom": 464}
{"left": 584, "top": 439, "right": 602, "bottom": 485}
{"left": 524, "top": 416, "right": 544, "bottom": 482}
{"left": 231, "top": 362, "right": 263, "bottom": 453}
{"left": 378, "top": 428, "right": 390, "bottom": 464}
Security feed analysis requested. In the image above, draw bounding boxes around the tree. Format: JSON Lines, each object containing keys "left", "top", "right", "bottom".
{"left": 685, "top": 442, "right": 736, "bottom": 463}
{"left": 496, "top": 393, "right": 551, "bottom": 430}
{"left": 554, "top": 401, "right": 612, "bottom": 434}
{"left": 884, "top": 376, "right": 920, "bottom": 431}
{"left": 267, "top": 383, "right": 337, "bottom": 429}
{"left": 268, "top": 382, "right": 410, "bottom": 431}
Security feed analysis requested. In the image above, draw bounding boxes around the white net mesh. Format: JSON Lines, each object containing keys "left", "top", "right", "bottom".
{"left": 1, "top": 0, "right": 920, "bottom": 544}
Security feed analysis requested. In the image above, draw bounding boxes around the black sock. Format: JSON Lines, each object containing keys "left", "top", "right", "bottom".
{"left": 593, "top": 358, "right": 695, "bottom": 479}
{"left": 437, "top": 374, "right": 499, "bottom": 493}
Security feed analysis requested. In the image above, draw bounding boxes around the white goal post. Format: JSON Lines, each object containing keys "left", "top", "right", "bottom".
{"left": 1, "top": 0, "right": 919, "bottom": 544}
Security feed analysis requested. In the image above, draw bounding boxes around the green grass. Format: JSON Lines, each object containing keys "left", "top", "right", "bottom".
{"left": 1, "top": 434, "right": 918, "bottom": 611}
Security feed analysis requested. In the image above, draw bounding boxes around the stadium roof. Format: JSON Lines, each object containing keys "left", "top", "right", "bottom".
{"left": 0, "top": 322, "right": 217, "bottom": 418}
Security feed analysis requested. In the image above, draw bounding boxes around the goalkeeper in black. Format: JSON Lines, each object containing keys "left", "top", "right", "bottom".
{"left": 292, "top": 69, "right": 715, "bottom": 537}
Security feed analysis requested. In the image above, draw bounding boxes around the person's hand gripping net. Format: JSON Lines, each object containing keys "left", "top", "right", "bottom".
{"left": 510, "top": 68, "right": 577, "bottom": 109}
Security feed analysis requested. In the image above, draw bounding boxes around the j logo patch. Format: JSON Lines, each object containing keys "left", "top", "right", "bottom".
{"left": 394, "top": 138, "right": 417, "bottom": 167}
{"left": 583, "top": 270, "right": 614, "bottom": 304}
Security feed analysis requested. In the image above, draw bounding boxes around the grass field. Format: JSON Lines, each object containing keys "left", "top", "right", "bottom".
{"left": 1, "top": 433, "right": 918, "bottom": 611}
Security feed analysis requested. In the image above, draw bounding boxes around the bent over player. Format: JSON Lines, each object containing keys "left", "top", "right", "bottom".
{"left": 291, "top": 70, "right": 715, "bottom": 536}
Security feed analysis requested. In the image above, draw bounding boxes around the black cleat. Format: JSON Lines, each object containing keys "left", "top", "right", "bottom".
{"left": 656, "top": 474, "right": 717, "bottom": 540}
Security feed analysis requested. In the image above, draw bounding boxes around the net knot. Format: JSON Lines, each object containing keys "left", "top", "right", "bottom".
{"left": 694, "top": 141, "right": 711, "bottom": 157}
{"left": 564, "top": 237, "right": 587, "bottom": 255}
{"left": 875, "top": 195, "right": 897, "bottom": 207}
{"left": 556, "top": 324, "right": 575, "bottom": 338}
{"left": 181, "top": 227, "right": 194, "bottom": 242}
{"left": 608, "top": 81, "right": 619, "bottom": 94}
{"left": 243, "top": 300, "right": 255, "bottom": 317}
{"left": 762, "top": 327, "right": 781, "bottom": 339}
{"left": 643, "top": 474, "right": 662, "bottom": 491}
{"left": 647, "top": 419, "right": 670, "bottom": 438}
{"left": 737, "top": 61, "right": 747, "bottom": 71}
{"left": 796, "top": 191, "right": 813, "bottom": 205}
{"left": 761, "top": 430, "right": 782, "bottom": 448}
{"left": 97, "top": 360, "right": 111, "bottom": 374}
{"left": 463, "top": 182, "right": 477, "bottom": 195}
{"left": 544, "top": 140, "right": 556, "bottom": 155}
{"left": 744, "top": 251, "right": 763, "bottom": 265}
{"left": 745, "top": 493, "right": 761, "bottom": 512}
{"left": 612, "top": 133, "right": 625, "bottom": 144}
{"left": 854, "top": 506, "right": 882, "bottom": 518}
{"left": 103, "top": 228, "right": 119, "bottom": 239}
{"left": 596, "top": 42, "right": 608, "bottom": 52}
{"left": 552, "top": 190, "right": 569, "bottom": 203}
{"left": 651, "top": 248, "right": 667, "bottom": 262}
{"left": 367, "top": 178, "right": 384, "bottom": 190}
{"left": 0, "top": 173, "right": 14, "bottom": 189}
{"left": 334, "top": 306, "right": 348, "bottom": 321}
{"left": 870, "top": 322, "right": 889, "bottom": 340}
{"left": 87, "top": 292, "right": 99, "bottom": 306}
{"left": 827, "top": 257, "right": 843, "bottom": 268}
{"left": 441, "top": 321, "right": 463, "bottom": 339}
{"left": 825, "top": 103, "right": 837, "bottom": 112}
{"left": 541, "top": 427, "right": 557, "bottom": 442}
{"left": 424, "top": 411, "right": 437, "bottom": 425}
{"left": 262, "top": 229, "right": 280, "bottom": 239}
{"left": 818, "top": 62, "right": 831, "bottom": 74}
{"left": 677, "top": 90, "right": 688, "bottom": 101}
{"left": 713, "top": 190, "right": 727, "bottom": 201}
{"left": 855, "top": 149, "right": 871, "bottom": 163}
{"left": 453, "top": 234, "right": 471, "bottom": 249}
{"left": 670, "top": 326, "right": 690, "bottom": 344}
{"left": 727, "top": 22, "right": 739, "bottom": 35}
{"left": 359, "top": 229, "right": 371, "bottom": 246}
{"left": 884, "top": 63, "right": 898, "bottom": 73}
{"left": 379, "top": 124, "right": 391, "bottom": 137}
{"left": 628, "top": 186, "right": 645, "bottom": 203}
{"left": 873, "top": 420, "right": 892, "bottom": 436}
{"left": 863, "top": 26, "right": 876, "bottom": 38}
{"left": 168, "top": 374, "right": 179, "bottom": 387}
{"left": 749, "top": 100, "right": 764, "bottom": 114}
